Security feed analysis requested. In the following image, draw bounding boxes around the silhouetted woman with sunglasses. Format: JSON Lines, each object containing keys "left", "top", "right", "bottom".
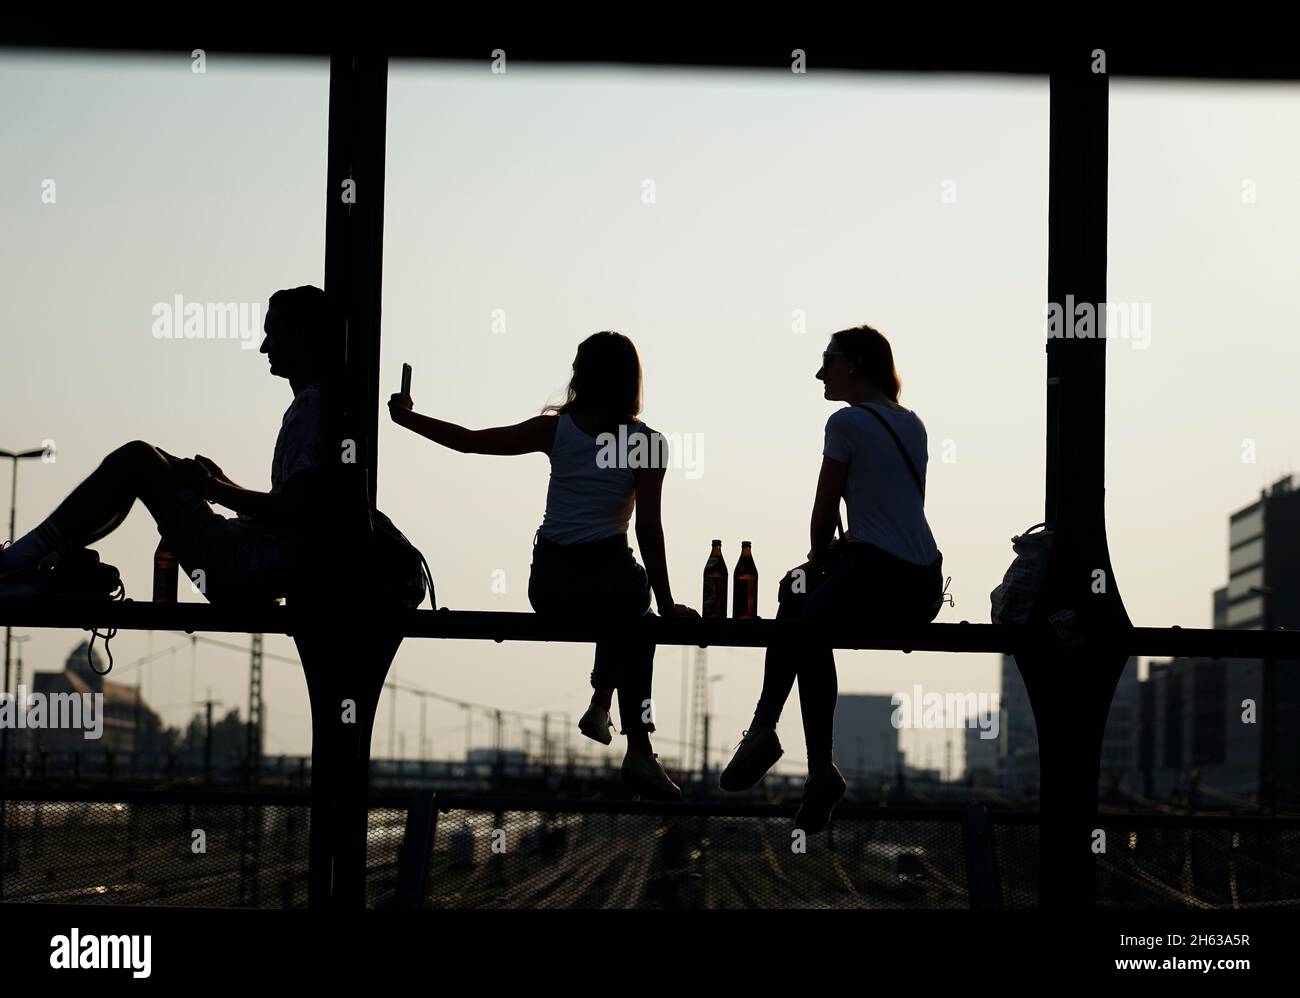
{"left": 719, "top": 325, "right": 946, "bottom": 832}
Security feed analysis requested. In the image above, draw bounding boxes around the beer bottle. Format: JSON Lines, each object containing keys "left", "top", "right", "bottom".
{"left": 733, "top": 541, "right": 758, "bottom": 619}
{"left": 702, "top": 539, "right": 728, "bottom": 619}
{"left": 153, "top": 538, "right": 178, "bottom": 603}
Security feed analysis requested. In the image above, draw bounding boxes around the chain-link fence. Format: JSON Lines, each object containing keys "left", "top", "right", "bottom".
{"left": 2, "top": 794, "right": 1297, "bottom": 909}
{"left": 1093, "top": 821, "right": 1300, "bottom": 909}
{"left": 0, "top": 798, "right": 310, "bottom": 907}
{"left": 410, "top": 809, "right": 971, "bottom": 910}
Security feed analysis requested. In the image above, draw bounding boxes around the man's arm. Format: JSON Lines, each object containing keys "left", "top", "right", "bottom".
{"left": 206, "top": 468, "right": 320, "bottom": 522}
{"left": 188, "top": 454, "right": 249, "bottom": 494}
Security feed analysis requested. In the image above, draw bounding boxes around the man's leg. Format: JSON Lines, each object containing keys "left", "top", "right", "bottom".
{"left": 2, "top": 441, "right": 190, "bottom": 571}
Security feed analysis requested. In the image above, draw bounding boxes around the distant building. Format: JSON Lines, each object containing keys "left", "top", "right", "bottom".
{"left": 834, "top": 694, "right": 899, "bottom": 783}
{"left": 1142, "top": 474, "right": 1300, "bottom": 808}
{"left": 1224, "top": 475, "right": 1300, "bottom": 809}
{"left": 1000, "top": 655, "right": 1038, "bottom": 796}
{"left": 964, "top": 710, "right": 999, "bottom": 784}
{"left": 1141, "top": 655, "right": 1233, "bottom": 802}
{"left": 22, "top": 641, "right": 163, "bottom": 757}
{"left": 1101, "top": 658, "right": 1141, "bottom": 797}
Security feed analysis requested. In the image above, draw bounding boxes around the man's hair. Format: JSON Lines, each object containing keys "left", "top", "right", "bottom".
{"left": 268, "top": 285, "right": 327, "bottom": 343}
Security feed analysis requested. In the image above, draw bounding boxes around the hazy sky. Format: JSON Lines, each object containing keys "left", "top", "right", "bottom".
{"left": 2, "top": 51, "right": 1298, "bottom": 776}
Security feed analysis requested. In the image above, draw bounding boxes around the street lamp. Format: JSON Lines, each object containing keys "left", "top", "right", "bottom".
{"left": 1, "top": 446, "right": 47, "bottom": 778}
{"left": 0, "top": 446, "right": 46, "bottom": 895}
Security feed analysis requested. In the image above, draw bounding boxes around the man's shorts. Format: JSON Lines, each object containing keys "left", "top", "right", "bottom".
{"left": 152, "top": 483, "right": 295, "bottom": 605}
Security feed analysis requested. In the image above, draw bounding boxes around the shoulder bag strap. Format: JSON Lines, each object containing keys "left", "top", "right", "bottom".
{"left": 855, "top": 404, "right": 926, "bottom": 500}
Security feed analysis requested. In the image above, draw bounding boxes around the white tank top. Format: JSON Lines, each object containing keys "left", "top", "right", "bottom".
{"left": 539, "top": 413, "right": 646, "bottom": 544}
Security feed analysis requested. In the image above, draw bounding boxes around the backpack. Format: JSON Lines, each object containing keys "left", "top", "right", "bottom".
{"left": 36, "top": 546, "right": 124, "bottom": 599}
{"left": 989, "top": 522, "right": 1053, "bottom": 626}
{"left": 372, "top": 508, "right": 436, "bottom": 609}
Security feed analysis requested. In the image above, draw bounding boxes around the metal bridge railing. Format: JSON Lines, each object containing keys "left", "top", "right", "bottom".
{"left": 3, "top": 788, "right": 1298, "bottom": 910}
{"left": 2, "top": 599, "right": 1299, "bottom": 660}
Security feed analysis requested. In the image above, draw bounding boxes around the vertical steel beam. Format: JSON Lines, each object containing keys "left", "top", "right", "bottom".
{"left": 323, "top": 52, "right": 388, "bottom": 518}
{"left": 300, "top": 52, "right": 395, "bottom": 910}
{"left": 1017, "top": 49, "right": 1134, "bottom": 909}
{"left": 961, "top": 804, "right": 1003, "bottom": 909}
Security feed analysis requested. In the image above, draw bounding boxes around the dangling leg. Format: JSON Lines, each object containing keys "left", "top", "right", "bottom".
{"left": 617, "top": 635, "right": 680, "bottom": 798}
{"left": 615, "top": 636, "right": 654, "bottom": 755}
{"left": 790, "top": 566, "right": 856, "bottom": 832}
{"left": 795, "top": 644, "right": 838, "bottom": 771}
{"left": 753, "top": 590, "right": 808, "bottom": 726}
{"left": 577, "top": 647, "right": 618, "bottom": 746}
{"left": 718, "top": 588, "right": 804, "bottom": 791}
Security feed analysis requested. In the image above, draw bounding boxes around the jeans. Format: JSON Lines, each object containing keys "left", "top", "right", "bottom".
{"left": 755, "top": 542, "right": 943, "bottom": 769}
{"left": 527, "top": 530, "right": 657, "bottom": 736}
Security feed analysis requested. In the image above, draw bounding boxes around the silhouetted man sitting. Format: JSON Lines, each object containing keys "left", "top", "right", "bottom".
{"left": 0, "top": 286, "right": 325, "bottom": 605}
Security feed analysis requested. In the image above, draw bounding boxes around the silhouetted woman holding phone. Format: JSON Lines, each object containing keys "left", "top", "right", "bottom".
{"left": 389, "top": 331, "right": 696, "bottom": 800}
{"left": 719, "top": 325, "right": 946, "bottom": 832}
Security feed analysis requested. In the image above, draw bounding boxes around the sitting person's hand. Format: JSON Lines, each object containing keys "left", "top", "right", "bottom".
{"left": 193, "top": 454, "right": 232, "bottom": 486}
{"left": 662, "top": 603, "right": 700, "bottom": 618}
{"left": 171, "top": 457, "right": 211, "bottom": 494}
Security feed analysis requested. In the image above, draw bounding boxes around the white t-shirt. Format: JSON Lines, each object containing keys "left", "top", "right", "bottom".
{"left": 269, "top": 382, "right": 322, "bottom": 493}
{"left": 233, "top": 382, "right": 322, "bottom": 564}
{"left": 823, "top": 402, "right": 939, "bottom": 566}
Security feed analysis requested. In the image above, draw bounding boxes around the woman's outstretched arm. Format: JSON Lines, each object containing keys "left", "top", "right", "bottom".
{"left": 388, "top": 394, "right": 556, "bottom": 455}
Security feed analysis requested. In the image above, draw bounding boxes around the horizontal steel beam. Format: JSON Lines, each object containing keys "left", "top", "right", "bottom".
{"left": 5, "top": 787, "right": 1298, "bottom": 830}
{"left": 3, "top": 34, "right": 1300, "bottom": 82}
{"left": 1, "top": 598, "right": 1297, "bottom": 659}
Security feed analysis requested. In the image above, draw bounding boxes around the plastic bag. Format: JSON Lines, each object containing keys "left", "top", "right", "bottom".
{"left": 990, "top": 523, "right": 1052, "bottom": 626}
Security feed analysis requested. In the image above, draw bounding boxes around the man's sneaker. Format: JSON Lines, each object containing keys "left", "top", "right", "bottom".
{"left": 718, "top": 723, "right": 783, "bottom": 791}
{"left": 0, "top": 562, "right": 48, "bottom": 597}
{"left": 793, "top": 763, "right": 848, "bottom": 835}
{"left": 578, "top": 703, "right": 614, "bottom": 745}
{"left": 621, "top": 750, "right": 681, "bottom": 800}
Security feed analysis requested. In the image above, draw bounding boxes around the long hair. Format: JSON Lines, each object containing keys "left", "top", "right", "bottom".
{"left": 543, "top": 331, "right": 644, "bottom": 425}
{"left": 830, "top": 324, "right": 902, "bottom": 402}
